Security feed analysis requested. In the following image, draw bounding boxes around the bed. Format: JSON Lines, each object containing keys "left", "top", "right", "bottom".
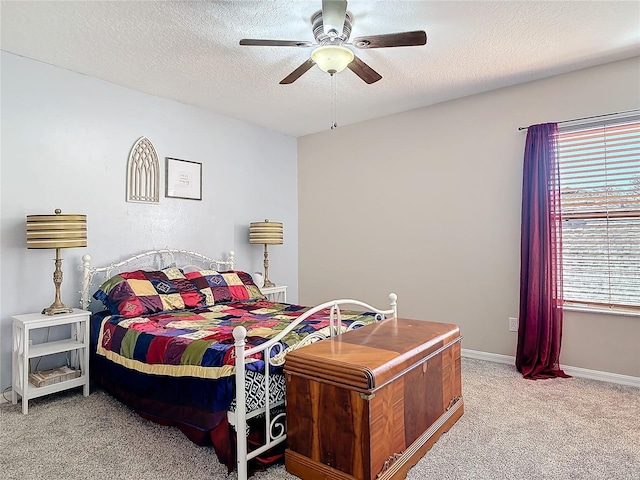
{"left": 80, "top": 249, "right": 397, "bottom": 480}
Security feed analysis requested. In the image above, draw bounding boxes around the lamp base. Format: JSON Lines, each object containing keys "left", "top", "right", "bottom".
{"left": 263, "top": 279, "right": 276, "bottom": 288}
{"left": 42, "top": 249, "right": 74, "bottom": 315}
{"left": 42, "top": 302, "right": 73, "bottom": 316}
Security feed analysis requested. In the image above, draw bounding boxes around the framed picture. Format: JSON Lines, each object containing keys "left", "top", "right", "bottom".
{"left": 165, "top": 157, "right": 202, "bottom": 200}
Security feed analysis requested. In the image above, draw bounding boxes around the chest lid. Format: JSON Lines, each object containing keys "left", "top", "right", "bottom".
{"left": 284, "top": 318, "right": 460, "bottom": 393}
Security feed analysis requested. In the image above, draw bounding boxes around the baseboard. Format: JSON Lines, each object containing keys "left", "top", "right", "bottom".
{"left": 559, "top": 365, "right": 640, "bottom": 388}
{"left": 461, "top": 349, "right": 640, "bottom": 388}
{"left": 461, "top": 349, "right": 515, "bottom": 365}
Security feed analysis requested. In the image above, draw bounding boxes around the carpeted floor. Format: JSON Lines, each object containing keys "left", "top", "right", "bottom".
{"left": 1, "top": 358, "right": 638, "bottom": 479}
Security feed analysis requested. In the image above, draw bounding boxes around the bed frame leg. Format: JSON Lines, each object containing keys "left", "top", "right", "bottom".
{"left": 233, "top": 326, "right": 248, "bottom": 480}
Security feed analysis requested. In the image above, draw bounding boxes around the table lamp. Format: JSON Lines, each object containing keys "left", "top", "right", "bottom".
{"left": 27, "top": 209, "right": 87, "bottom": 315}
{"left": 249, "top": 219, "right": 283, "bottom": 288}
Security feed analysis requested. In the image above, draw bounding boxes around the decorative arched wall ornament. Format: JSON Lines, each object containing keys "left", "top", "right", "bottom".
{"left": 126, "top": 136, "right": 160, "bottom": 203}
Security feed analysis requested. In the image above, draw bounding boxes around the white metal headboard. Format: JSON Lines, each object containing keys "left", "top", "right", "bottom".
{"left": 80, "top": 249, "right": 235, "bottom": 310}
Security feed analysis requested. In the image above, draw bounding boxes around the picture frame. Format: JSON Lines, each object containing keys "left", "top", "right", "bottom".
{"left": 165, "top": 157, "right": 202, "bottom": 200}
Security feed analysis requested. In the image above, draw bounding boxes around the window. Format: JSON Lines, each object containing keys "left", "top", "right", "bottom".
{"left": 556, "top": 119, "right": 640, "bottom": 311}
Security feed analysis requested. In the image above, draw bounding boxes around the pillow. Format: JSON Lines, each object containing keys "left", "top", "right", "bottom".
{"left": 184, "top": 270, "right": 265, "bottom": 306}
{"left": 93, "top": 266, "right": 205, "bottom": 317}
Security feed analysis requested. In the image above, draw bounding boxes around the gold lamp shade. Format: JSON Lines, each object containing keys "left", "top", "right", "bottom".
{"left": 27, "top": 209, "right": 87, "bottom": 315}
{"left": 249, "top": 220, "right": 283, "bottom": 245}
{"left": 249, "top": 220, "right": 283, "bottom": 288}
{"left": 27, "top": 211, "right": 87, "bottom": 249}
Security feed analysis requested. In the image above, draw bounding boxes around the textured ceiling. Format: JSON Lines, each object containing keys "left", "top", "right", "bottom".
{"left": 1, "top": 1, "right": 639, "bottom": 137}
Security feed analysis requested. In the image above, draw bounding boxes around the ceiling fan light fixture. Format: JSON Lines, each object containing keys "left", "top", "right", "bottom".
{"left": 311, "top": 45, "right": 354, "bottom": 74}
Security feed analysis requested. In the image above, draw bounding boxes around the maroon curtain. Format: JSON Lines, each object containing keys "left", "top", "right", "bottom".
{"left": 516, "top": 123, "right": 569, "bottom": 380}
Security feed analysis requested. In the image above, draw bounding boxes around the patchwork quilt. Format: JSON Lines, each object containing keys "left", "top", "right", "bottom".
{"left": 95, "top": 299, "right": 381, "bottom": 381}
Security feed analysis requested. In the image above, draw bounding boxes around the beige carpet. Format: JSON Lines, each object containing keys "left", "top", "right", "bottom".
{"left": 1, "top": 358, "right": 638, "bottom": 480}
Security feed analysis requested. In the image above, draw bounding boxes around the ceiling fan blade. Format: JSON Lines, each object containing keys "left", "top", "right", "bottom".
{"left": 322, "top": 0, "right": 347, "bottom": 36}
{"left": 280, "top": 59, "right": 316, "bottom": 84}
{"left": 352, "top": 30, "right": 427, "bottom": 49}
{"left": 347, "top": 55, "right": 382, "bottom": 84}
{"left": 240, "top": 39, "right": 314, "bottom": 47}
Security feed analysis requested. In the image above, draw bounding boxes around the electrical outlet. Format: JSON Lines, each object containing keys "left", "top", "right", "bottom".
{"left": 509, "top": 317, "right": 518, "bottom": 332}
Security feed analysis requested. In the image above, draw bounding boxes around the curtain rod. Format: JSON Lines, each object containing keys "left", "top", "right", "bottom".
{"left": 517, "top": 109, "right": 640, "bottom": 131}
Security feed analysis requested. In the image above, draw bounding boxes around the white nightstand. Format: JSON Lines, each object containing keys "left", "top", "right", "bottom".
{"left": 12, "top": 308, "right": 90, "bottom": 414}
{"left": 261, "top": 285, "right": 287, "bottom": 303}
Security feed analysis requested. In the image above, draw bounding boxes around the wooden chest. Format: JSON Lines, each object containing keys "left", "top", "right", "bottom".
{"left": 284, "top": 318, "right": 463, "bottom": 480}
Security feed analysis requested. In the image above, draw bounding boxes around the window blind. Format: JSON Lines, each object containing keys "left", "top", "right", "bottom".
{"left": 557, "top": 120, "right": 640, "bottom": 310}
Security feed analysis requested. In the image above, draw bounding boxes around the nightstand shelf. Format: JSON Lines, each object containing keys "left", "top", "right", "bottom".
{"left": 29, "top": 339, "right": 85, "bottom": 358}
{"left": 22, "top": 375, "right": 88, "bottom": 401}
{"left": 12, "top": 308, "right": 90, "bottom": 414}
{"left": 261, "top": 285, "right": 287, "bottom": 303}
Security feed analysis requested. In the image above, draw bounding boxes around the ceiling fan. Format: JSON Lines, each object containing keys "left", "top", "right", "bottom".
{"left": 239, "top": 0, "right": 427, "bottom": 85}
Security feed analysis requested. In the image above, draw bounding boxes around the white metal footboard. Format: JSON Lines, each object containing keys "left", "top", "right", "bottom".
{"left": 232, "top": 293, "right": 398, "bottom": 480}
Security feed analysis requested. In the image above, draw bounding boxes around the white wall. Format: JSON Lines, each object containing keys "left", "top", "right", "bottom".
{"left": 298, "top": 57, "right": 640, "bottom": 378}
{"left": 0, "top": 52, "right": 298, "bottom": 391}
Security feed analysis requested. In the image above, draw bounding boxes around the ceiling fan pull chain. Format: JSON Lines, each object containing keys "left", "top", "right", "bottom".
{"left": 331, "top": 72, "right": 338, "bottom": 130}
